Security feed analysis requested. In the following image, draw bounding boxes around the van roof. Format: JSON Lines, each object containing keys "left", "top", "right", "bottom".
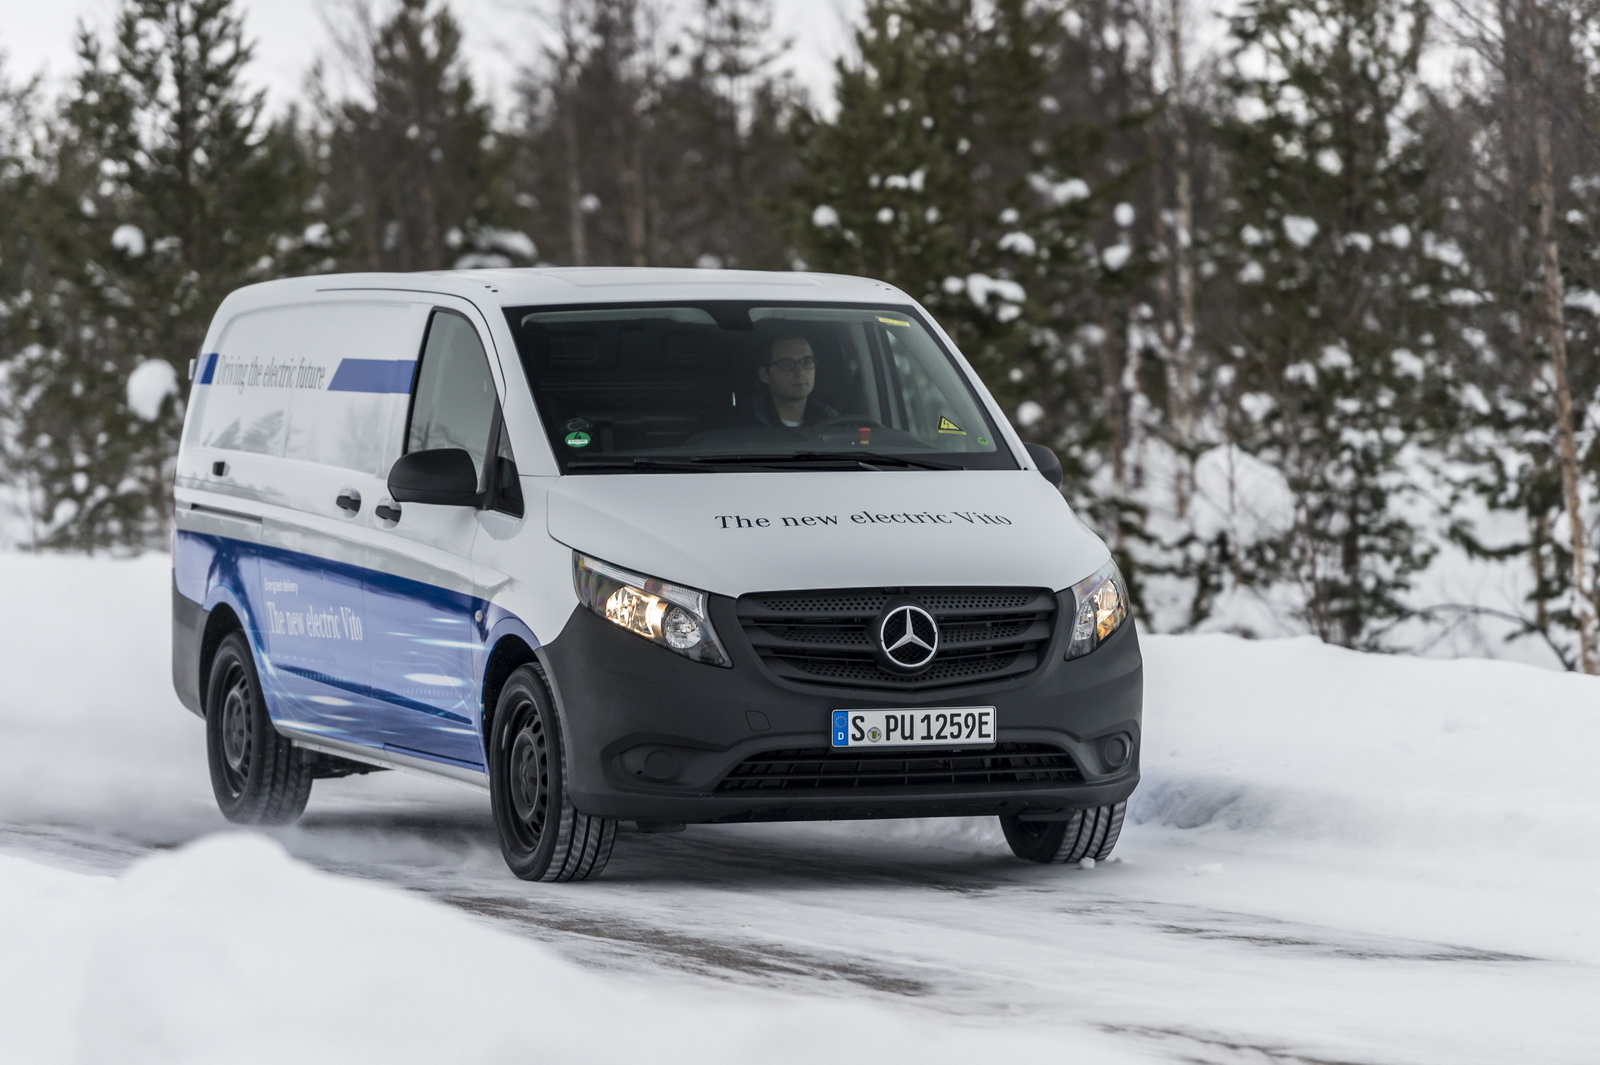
{"left": 220, "top": 267, "right": 917, "bottom": 312}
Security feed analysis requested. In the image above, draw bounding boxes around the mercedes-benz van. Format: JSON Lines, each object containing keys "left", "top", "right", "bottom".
{"left": 171, "top": 268, "right": 1141, "bottom": 881}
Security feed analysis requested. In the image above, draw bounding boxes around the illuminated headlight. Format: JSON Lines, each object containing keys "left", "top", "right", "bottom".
{"left": 573, "top": 553, "right": 732, "bottom": 667}
{"left": 1064, "top": 560, "right": 1130, "bottom": 660}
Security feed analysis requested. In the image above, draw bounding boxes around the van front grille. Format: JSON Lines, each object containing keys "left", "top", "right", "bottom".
{"left": 735, "top": 587, "right": 1057, "bottom": 691}
{"left": 716, "top": 744, "right": 1081, "bottom": 792}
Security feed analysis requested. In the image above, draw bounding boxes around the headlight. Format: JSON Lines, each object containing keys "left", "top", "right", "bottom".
{"left": 573, "top": 553, "right": 732, "bottom": 667}
{"left": 1064, "top": 559, "right": 1130, "bottom": 660}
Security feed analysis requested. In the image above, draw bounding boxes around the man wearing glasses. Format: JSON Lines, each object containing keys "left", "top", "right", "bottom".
{"left": 750, "top": 336, "right": 838, "bottom": 428}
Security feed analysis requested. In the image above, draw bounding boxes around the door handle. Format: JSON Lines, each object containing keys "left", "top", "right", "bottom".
{"left": 335, "top": 490, "right": 362, "bottom": 514}
{"left": 375, "top": 502, "right": 402, "bottom": 524}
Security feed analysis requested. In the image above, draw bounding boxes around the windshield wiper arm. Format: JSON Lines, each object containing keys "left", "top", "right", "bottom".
{"left": 564, "top": 457, "right": 720, "bottom": 473}
{"left": 696, "top": 451, "right": 958, "bottom": 471}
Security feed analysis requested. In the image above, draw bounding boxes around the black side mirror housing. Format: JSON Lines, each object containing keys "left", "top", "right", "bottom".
{"left": 1023, "top": 442, "right": 1064, "bottom": 489}
{"left": 388, "top": 448, "right": 481, "bottom": 506}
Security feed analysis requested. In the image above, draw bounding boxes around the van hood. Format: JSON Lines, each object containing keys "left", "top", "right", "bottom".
{"left": 544, "top": 471, "right": 1109, "bottom": 596}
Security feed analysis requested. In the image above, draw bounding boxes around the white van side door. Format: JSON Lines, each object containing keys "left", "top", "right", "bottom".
{"left": 363, "top": 304, "right": 503, "bottom": 768}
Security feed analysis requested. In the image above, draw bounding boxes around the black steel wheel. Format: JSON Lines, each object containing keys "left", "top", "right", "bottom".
{"left": 489, "top": 665, "right": 616, "bottom": 881}
{"left": 1001, "top": 802, "right": 1126, "bottom": 864}
{"left": 205, "top": 631, "right": 313, "bottom": 825}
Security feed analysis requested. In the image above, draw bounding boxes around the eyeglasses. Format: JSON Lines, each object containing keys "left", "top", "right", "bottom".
{"left": 768, "top": 356, "right": 816, "bottom": 373}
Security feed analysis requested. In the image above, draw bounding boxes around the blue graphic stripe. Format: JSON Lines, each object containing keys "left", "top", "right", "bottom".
{"left": 198, "top": 352, "right": 220, "bottom": 384}
{"left": 364, "top": 684, "right": 473, "bottom": 724}
{"left": 328, "top": 359, "right": 417, "bottom": 393}
{"left": 277, "top": 664, "right": 472, "bottom": 724}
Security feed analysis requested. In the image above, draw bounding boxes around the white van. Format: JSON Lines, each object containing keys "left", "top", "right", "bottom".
{"left": 171, "top": 269, "right": 1141, "bottom": 881}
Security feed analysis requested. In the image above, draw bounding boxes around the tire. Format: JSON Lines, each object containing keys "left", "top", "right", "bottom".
{"left": 205, "top": 631, "right": 313, "bottom": 825}
{"left": 1001, "top": 802, "right": 1126, "bottom": 864}
{"left": 488, "top": 665, "right": 616, "bottom": 881}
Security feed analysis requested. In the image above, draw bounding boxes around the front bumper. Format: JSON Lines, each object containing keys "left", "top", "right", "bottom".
{"left": 539, "top": 594, "right": 1142, "bottom": 823}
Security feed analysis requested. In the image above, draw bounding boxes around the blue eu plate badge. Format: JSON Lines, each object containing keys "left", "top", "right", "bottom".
{"left": 832, "top": 710, "right": 850, "bottom": 747}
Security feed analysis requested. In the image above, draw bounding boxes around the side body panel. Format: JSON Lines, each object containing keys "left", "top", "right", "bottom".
{"left": 173, "top": 290, "right": 524, "bottom": 778}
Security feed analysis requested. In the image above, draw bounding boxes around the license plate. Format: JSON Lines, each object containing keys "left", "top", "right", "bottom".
{"left": 831, "top": 707, "right": 996, "bottom": 749}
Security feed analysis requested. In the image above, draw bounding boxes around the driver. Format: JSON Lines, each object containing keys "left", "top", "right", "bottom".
{"left": 749, "top": 336, "right": 838, "bottom": 428}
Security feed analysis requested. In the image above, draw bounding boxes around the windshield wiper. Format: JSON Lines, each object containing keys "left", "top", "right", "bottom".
{"left": 565, "top": 452, "right": 959, "bottom": 473}
{"left": 699, "top": 451, "right": 959, "bottom": 471}
{"left": 563, "top": 457, "right": 721, "bottom": 473}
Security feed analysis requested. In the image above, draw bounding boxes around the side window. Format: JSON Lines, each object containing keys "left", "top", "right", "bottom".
{"left": 407, "top": 311, "right": 499, "bottom": 483}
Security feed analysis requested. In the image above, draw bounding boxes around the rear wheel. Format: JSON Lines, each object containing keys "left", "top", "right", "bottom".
{"left": 205, "top": 631, "right": 313, "bottom": 825}
{"left": 1001, "top": 802, "right": 1125, "bottom": 864}
{"left": 489, "top": 665, "right": 616, "bottom": 881}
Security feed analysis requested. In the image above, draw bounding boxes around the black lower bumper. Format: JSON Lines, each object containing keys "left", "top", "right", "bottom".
{"left": 172, "top": 578, "right": 206, "bottom": 718}
{"left": 538, "top": 596, "right": 1142, "bottom": 824}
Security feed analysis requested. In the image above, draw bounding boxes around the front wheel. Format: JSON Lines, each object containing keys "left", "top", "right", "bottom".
{"left": 205, "top": 631, "right": 313, "bottom": 825}
{"left": 489, "top": 665, "right": 616, "bottom": 881}
{"left": 1001, "top": 802, "right": 1126, "bottom": 864}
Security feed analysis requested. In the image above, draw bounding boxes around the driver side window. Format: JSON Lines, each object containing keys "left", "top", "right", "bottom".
{"left": 407, "top": 310, "right": 499, "bottom": 483}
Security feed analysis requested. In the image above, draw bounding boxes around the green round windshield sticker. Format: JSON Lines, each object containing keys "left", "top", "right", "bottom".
{"left": 977, "top": 436, "right": 991, "bottom": 446}
{"left": 565, "top": 431, "right": 591, "bottom": 448}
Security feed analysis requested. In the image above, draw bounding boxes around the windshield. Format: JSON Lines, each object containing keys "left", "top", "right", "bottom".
{"left": 504, "top": 302, "right": 1017, "bottom": 473}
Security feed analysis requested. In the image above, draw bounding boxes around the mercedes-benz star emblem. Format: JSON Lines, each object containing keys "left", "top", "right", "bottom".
{"left": 877, "top": 603, "right": 940, "bottom": 672}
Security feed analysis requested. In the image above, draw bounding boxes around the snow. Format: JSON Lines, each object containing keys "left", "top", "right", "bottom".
{"left": 962, "top": 273, "right": 1025, "bottom": 309}
{"left": 1565, "top": 288, "right": 1600, "bottom": 318}
{"left": 477, "top": 227, "right": 537, "bottom": 261}
{"left": 997, "top": 231, "right": 1037, "bottom": 256}
{"left": 2, "top": 551, "right": 1600, "bottom": 1065}
{"left": 2, "top": 836, "right": 1156, "bottom": 1065}
{"left": 882, "top": 169, "right": 925, "bottom": 192}
{"left": 125, "top": 360, "right": 178, "bottom": 421}
{"left": 811, "top": 204, "right": 840, "bottom": 228}
{"left": 1318, "top": 343, "right": 1352, "bottom": 371}
{"left": 1282, "top": 215, "right": 1319, "bottom": 247}
{"left": 1190, "top": 443, "right": 1295, "bottom": 543}
{"left": 111, "top": 224, "right": 146, "bottom": 257}
{"left": 1029, "top": 174, "right": 1089, "bottom": 205}
{"left": 1101, "top": 243, "right": 1132, "bottom": 271}
{"left": 1113, "top": 202, "right": 1135, "bottom": 227}
{"left": 1391, "top": 348, "right": 1425, "bottom": 377}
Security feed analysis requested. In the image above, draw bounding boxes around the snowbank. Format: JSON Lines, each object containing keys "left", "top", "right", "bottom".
{"left": 3, "top": 551, "right": 1600, "bottom": 1063}
{"left": 1136, "top": 633, "right": 1600, "bottom": 860}
{"left": 1, "top": 835, "right": 1157, "bottom": 1065}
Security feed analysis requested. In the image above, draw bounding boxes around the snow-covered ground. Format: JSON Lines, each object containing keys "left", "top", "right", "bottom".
{"left": 1, "top": 551, "right": 1596, "bottom": 1064}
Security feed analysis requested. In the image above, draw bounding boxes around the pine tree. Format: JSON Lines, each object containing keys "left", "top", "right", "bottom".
{"left": 1432, "top": 0, "right": 1600, "bottom": 669}
{"left": 1216, "top": 0, "right": 1458, "bottom": 647}
{"left": 790, "top": 0, "right": 1158, "bottom": 553}
{"left": 0, "top": 60, "right": 44, "bottom": 544}
{"left": 2, "top": 0, "right": 310, "bottom": 550}
{"left": 318, "top": 0, "right": 523, "bottom": 271}
{"left": 790, "top": 0, "right": 1108, "bottom": 407}
{"left": 654, "top": 0, "right": 801, "bottom": 269}
{"left": 510, "top": 0, "right": 798, "bottom": 269}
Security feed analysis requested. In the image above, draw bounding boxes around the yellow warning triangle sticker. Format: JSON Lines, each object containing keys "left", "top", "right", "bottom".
{"left": 937, "top": 416, "right": 966, "bottom": 434}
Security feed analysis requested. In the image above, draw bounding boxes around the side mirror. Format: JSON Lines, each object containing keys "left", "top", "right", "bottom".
{"left": 388, "top": 449, "right": 481, "bottom": 506}
{"left": 1023, "top": 442, "right": 1064, "bottom": 489}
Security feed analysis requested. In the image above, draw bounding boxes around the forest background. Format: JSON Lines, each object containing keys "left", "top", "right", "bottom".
{"left": 2, "top": 0, "right": 1599, "bottom": 673}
